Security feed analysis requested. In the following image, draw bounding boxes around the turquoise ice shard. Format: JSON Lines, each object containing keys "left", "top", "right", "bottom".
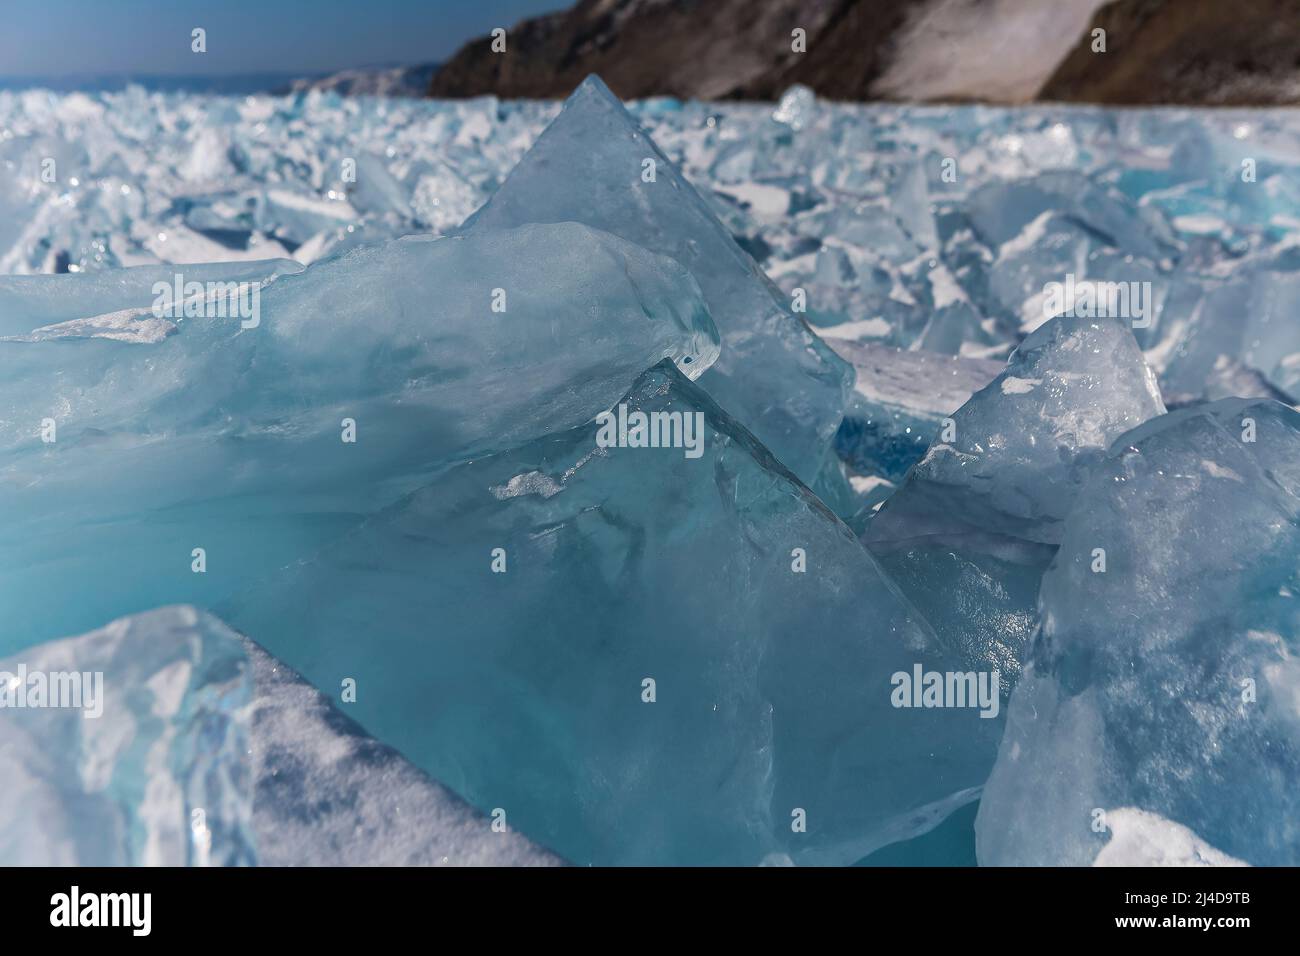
{"left": 230, "top": 361, "right": 997, "bottom": 866}
{"left": 958, "top": 173, "right": 1178, "bottom": 339}
{"left": 230, "top": 222, "right": 718, "bottom": 461}
{"left": 460, "top": 75, "right": 852, "bottom": 487}
{"left": 866, "top": 537, "right": 1054, "bottom": 689}
{"left": 869, "top": 314, "right": 1167, "bottom": 547}
{"left": 864, "top": 315, "right": 1166, "bottom": 685}
{"left": 0, "top": 223, "right": 718, "bottom": 647}
{"left": 1160, "top": 269, "right": 1300, "bottom": 401}
{"left": 0, "top": 606, "right": 253, "bottom": 866}
{"left": 0, "top": 222, "right": 717, "bottom": 460}
{"left": 244, "top": 639, "right": 564, "bottom": 865}
{"left": 966, "top": 172, "right": 1178, "bottom": 268}
{"left": 976, "top": 399, "right": 1300, "bottom": 866}
{"left": 826, "top": 339, "right": 1002, "bottom": 483}
{"left": 0, "top": 258, "right": 304, "bottom": 339}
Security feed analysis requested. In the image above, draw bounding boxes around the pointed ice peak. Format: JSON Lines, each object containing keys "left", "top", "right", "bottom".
{"left": 571, "top": 73, "right": 624, "bottom": 109}
{"left": 462, "top": 76, "right": 851, "bottom": 487}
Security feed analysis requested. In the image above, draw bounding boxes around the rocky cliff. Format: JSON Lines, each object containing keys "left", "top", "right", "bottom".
{"left": 1041, "top": 0, "right": 1300, "bottom": 105}
{"left": 427, "top": 0, "right": 1300, "bottom": 104}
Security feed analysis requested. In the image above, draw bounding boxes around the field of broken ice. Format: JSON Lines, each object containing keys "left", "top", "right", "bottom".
{"left": 1, "top": 78, "right": 1297, "bottom": 867}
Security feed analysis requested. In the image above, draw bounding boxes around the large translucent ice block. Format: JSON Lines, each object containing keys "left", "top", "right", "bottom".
{"left": 977, "top": 399, "right": 1300, "bottom": 866}
{"left": 232, "top": 362, "right": 998, "bottom": 866}
{"left": 0, "top": 224, "right": 718, "bottom": 649}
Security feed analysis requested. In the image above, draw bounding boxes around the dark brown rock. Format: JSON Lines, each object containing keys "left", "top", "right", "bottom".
{"left": 427, "top": 0, "right": 917, "bottom": 101}
{"left": 427, "top": 0, "right": 1300, "bottom": 104}
{"left": 1040, "top": 0, "right": 1300, "bottom": 105}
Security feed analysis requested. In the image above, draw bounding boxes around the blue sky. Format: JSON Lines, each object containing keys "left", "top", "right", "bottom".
{"left": 0, "top": 0, "right": 567, "bottom": 77}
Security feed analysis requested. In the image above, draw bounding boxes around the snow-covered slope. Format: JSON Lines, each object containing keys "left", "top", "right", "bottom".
{"left": 871, "top": 0, "right": 1109, "bottom": 103}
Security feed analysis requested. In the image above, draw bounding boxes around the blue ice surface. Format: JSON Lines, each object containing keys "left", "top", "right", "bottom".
{"left": 0, "top": 77, "right": 1298, "bottom": 865}
{"left": 0, "top": 223, "right": 717, "bottom": 647}
{"left": 228, "top": 361, "right": 997, "bottom": 865}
